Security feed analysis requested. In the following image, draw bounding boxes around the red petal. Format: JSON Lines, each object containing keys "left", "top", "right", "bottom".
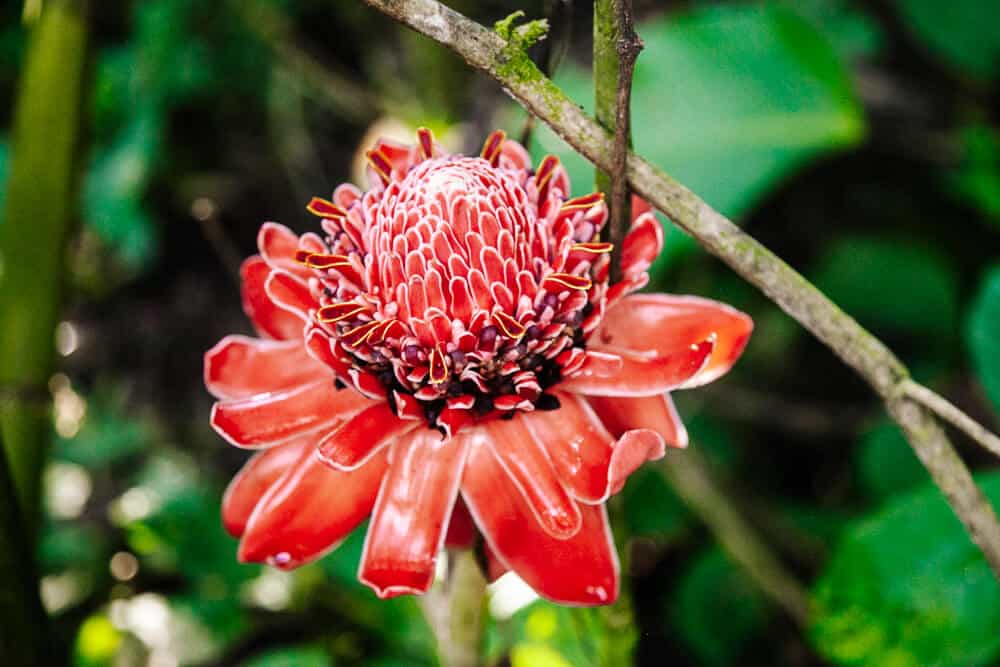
{"left": 204, "top": 335, "right": 327, "bottom": 400}
{"left": 445, "top": 497, "right": 477, "bottom": 549}
{"left": 264, "top": 269, "right": 318, "bottom": 320}
{"left": 222, "top": 438, "right": 310, "bottom": 537}
{"left": 595, "top": 294, "right": 753, "bottom": 387}
{"left": 461, "top": 439, "right": 618, "bottom": 606}
{"left": 621, "top": 212, "right": 662, "bottom": 278}
{"left": 359, "top": 429, "right": 469, "bottom": 598}
{"left": 521, "top": 392, "right": 662, "bottom": 503}
{"left": 589, "top": 394, "right": 688, "bottom": 449}
{"left": 210, "top": 381, "right": 374, "bottom": 448}
{"left": 238, "top": 445, "right": 388, "bottom": 569}
{"left": 240, "top": 256, "right": 304, "bottom": 340}
{"left": 258, "top": 222, "right": 310, "bottom": 277}
{"left": 481, "top": 419, "right": 582, "bottom": 538}
{"left": 317, "top": 402, "right": 418, "bottom": 471}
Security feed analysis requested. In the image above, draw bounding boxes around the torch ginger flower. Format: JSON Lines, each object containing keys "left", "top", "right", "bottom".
{"left": 205, "top": 129, "right": 752, "bottom": 605}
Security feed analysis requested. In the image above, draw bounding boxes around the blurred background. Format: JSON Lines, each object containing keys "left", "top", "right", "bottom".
{"left": 1, "top": 0, "right": 999, "bottom": 665}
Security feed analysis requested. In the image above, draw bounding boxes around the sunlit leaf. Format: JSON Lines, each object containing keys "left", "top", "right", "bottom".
{"left": 810, "top": 473, "right": 1000, "bottom": 667}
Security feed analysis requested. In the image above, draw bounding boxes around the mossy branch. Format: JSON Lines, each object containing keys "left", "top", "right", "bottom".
{"left": 359, "top": 0, "right": 1000, "bottom": 579}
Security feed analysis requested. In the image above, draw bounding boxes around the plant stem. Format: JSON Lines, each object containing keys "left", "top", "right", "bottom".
{"left": 0, "top": 431, "right": 50, "bottom": 664}
{"left": 360, "top": 0, "right": 1000, "bottom": 580}
{"left": 0, "top": 0, "right": 89, "bottom": 537}
{"left": 420, "top": 550, "right": 486, "bottom": 667}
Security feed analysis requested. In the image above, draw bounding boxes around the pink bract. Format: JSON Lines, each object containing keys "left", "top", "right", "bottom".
{"left": 205, "top": 129, "right": 752, "bottom": 605}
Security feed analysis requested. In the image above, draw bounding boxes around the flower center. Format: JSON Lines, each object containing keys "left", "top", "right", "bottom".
{"left": 302, "top": 133, "right": 612, "bottom": 432}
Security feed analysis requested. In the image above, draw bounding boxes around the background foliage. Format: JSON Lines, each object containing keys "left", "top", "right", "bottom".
{"left": 1, "top": 0, "right": 998, "bottom": 664}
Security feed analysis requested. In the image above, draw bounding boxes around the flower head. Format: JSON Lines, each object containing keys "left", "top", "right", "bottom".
{"left": 205, "top": 129, "right": 752, "bottom": 605}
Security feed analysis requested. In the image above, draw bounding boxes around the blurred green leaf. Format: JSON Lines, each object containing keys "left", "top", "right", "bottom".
{"left": 485, "top": 600, "right": 596, "bottom": 667}
{"left": 856, "top": 418, "right": 929, "bottom": 502}
{"left": 54, "top": 387, "right": 153, "bottom": 468}
{"left": 73, "top": 614, "right": 123, "bottom": 667}
{"left": 39, "top": 520, "right": 105, "bottom": 575}
{"left": 894, "top": 0, "right": 1000, "bottom": 80}
{"left": 672, "top": 547, "right": 768, "bottom": 666}
{"left": 623, "top": 466, "right": 688, "bottom": 539}
{"left": 810, "top": 472, "right": 1000, "bottom": 667}
{"left": 318, "top": 526, "right": 436, "bottom": 663}
{"left": 0, "top": 139, "right": 8, "bottom": 216}
{"left": 968, "top": 265, "right": 1000, "bottom": 414}
{"left": 242, "top": 645, "right": 332, "bottom": 667}
{"left": 531, "top": 2, "right": 864, "bottom": 270}
{"left": 950, "top": 125, "right": 1000, "bottom": 225}
{"left": 812, "top": 236, "right": 959, "bottom": 338}
{"left": 82, "top": 109, "right": 162, "bottom": 268}
{"left": 790, "top": 0, "right": 883, "bottom": 59}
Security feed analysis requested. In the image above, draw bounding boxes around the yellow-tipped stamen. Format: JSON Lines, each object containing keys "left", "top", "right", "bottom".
{"left": 429, "top": 345, "right": 449, "bottom": 385}
{"left": 366, "top": 148, "right": 392, "bottom": 186}
{"left": 317, "top": 302, "right": 367, "bottom": 324}
{"left": 480, "top": 129, "right": 506, "bottom": 167}
{"left": 417, "top": 127, "right": 435, "bottom": 160}
{"left": 559, "top": 192, "right": 605, "bottom": 213}
{"left": 306, "top": 197, "right": 346, "bottom": 219}
{"left": 570, "top": 242, "right": 614, "bottom": 254}
{"left": 493, "top": 311, "right": 526, "bottom": 340}
{"left": 543, "top": 272, "right": 593, "bottom": 291}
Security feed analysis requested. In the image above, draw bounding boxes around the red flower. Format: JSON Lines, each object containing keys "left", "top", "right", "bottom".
{"left": 205, "top": 130, "right": 752, "bottom": 605}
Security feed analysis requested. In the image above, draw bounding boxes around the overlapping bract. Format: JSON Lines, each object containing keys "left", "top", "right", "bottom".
{"left": 205, "top": 131, "right": 752, "bottom": 605}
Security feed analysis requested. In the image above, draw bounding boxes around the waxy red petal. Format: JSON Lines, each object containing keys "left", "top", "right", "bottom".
{"left": 461, "top": 438, "right": 619, "bottom": 606}
{"left": 359, "top": 429, "right": 469, "bottom": 598}
{"left": 589, "top": 394, "right": 688, "bottom": 449}
{"left": 238, "top": 445, "right": 388, "bottom": 569}
{"left": 222, "top": 438, "right": 310, "bottom": 537}
{"left": 264, "top": 269, "right": 318, "bottom": 321}
{"left": 317, "top": 402, "right": 419, "bottom": 471}
{"left": 482, "top": 419, "right": 582, "bottom": 539}
{"left": 521, "top": 392, "right": 663, "bottom": 504}
{"left": 204, "top": 335, "right": 328, "bottom": 400}
{"left": 444, "top": 497, "right": 477, "bottom": 549}
{"left": 240, "top": 256, "right": 303, "bottom": 340}
{"left": 621, "top": 212, "right": 663, "bottom": 278}
{"left": 258, "top": 222, "right": 310, "bottom": 278}
{"left": 210, "top": 380, "right": 374, "bottom": 448}
{"left": 594, "top": 294, "right": 753, "bottom": 387}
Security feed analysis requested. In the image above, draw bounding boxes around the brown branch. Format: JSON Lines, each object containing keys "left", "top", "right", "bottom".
{"left": 900, "top": 380, "right": 1000, "bottom": 458}
{"left": 607, "top": 0, "right": 641, "bottom": 283}
{"left": 359, "top": 0, "right": 1000, "bottom": 579}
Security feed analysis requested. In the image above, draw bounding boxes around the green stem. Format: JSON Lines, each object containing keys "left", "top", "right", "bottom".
{"left": 420, "top": 550, "right": 487, "bottom": 667}
{"left": 0, "top": 0, "right": 89, "bottom": 535}
{"left": 0, "top": 431, "right": 50, "bottom": 664}
{"left": 593, "top": 0, "right": 617, "bottom": 198}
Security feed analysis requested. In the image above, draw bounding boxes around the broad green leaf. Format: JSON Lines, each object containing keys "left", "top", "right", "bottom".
{"left": 810, "top": 472, "right": 1000, "bottom": 667}
{"left": 893, "top": 0, "right": 1000, "bottom": 80}
{"left": 485, "top": 600, "right": 597, "bottom": 667}
{"left": 856, "top": 419, "right": 928, "bottom": 502}
{"left": 812, "top": 236, "right": 959, "bottom": 338}
{"left": 54, "top": 386, "right": 154, "bottom": 468}
{"left": 242, "top": 646, "right": 333, "bottom": 667}
{"left": 672, "top": 547, "right": 768, "bottom": 666}
{"left": 968, "top": 265, "right": 1000, "bottom": 413}
{"left": 530, "top": 2, "right": 864, "bottom": 271}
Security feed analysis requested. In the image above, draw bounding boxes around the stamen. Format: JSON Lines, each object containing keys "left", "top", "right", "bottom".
{"left": 342, "top": 320, "right": 382, "bottom": 347}
{"left": 480, "top": 130, "right": 506, "bottom": 168}
{"left": 417, "top": 127, "right": 435, "bottom": 161}
{"left": 429, "top": 345, "right": 449, "bottom": 385}
{"left": 535, "top": 155, "right": 560, "bottom": 198}
{"left": 570, "top": 242, "right": 614, "bottom": 255}
{"left": 366, "top": 148, "right": 393, "bottom": 186}
{"left": 317, "top": 302, "right": 368, "bottom": 324}
{"left": 492, "top": 311, "right": 526, "bottom": 340}
{"left": 558, "top": 192, "right": 604, "bottom": 214}
{"left": 306, "top": 197, "right": 346, "bottom": 219}
{"left": 542, "top": 272, "right": 593, "bottom": 291}
{"left": 302, "top": 253, "right": 351, "bottom": 269}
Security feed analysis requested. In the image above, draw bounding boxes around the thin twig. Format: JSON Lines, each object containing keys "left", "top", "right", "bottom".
{"left": 358, "top": 0, "right": 1000, "bottom": 579}
{"left": 659, "top": 448, "right": 810, "bottom": 625}
{"left": 607, "top": 0, "right": 641, "bottom": 283}
{"left": 900, "top": 379, "right": 1000, "bottom": 458}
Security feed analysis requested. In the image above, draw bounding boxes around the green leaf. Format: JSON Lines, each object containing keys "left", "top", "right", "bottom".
{"left": 812, "top": 236, "right": 959, "bottom": 338}
{"left": 967, "top": 265, "right": 1000, "bottom": 414}
{"left": 893, "top": 0, "right": 1000, "bottom": 80}
{"left": 949, "top": 125, "right": 1000, "bottom": 226}
{"left": 530, "top": 2, "right": 864, "bottom": 269}
{"left": 54, "top": 386, "right": 154, "bottom": 468}
{"left": 810, "top": 472, "right": 1000, "bottom": 667}
{"left": 242, "top": 646, "right": 333, "bottom": 667}
{"left": 672, "top": 547, "right": 768, "bottom": 666}
{"left": 856, "top": 419, "right": 929, "bottom": 502}
{"left": 485, "top": 600, "right": 598, "bottom": 667}
{"left": 73, "top": 614, "right": 123, "bottom": 667}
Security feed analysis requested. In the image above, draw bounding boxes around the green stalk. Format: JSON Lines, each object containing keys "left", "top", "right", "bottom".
{"left": 0, "top": 431, "right": 50, "bottom": 664}
{"left": 593, "top": 0, "right": 618, "bottom": 198}
{"left": 0, "top": 0, "right": 89, "bottom": 534}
